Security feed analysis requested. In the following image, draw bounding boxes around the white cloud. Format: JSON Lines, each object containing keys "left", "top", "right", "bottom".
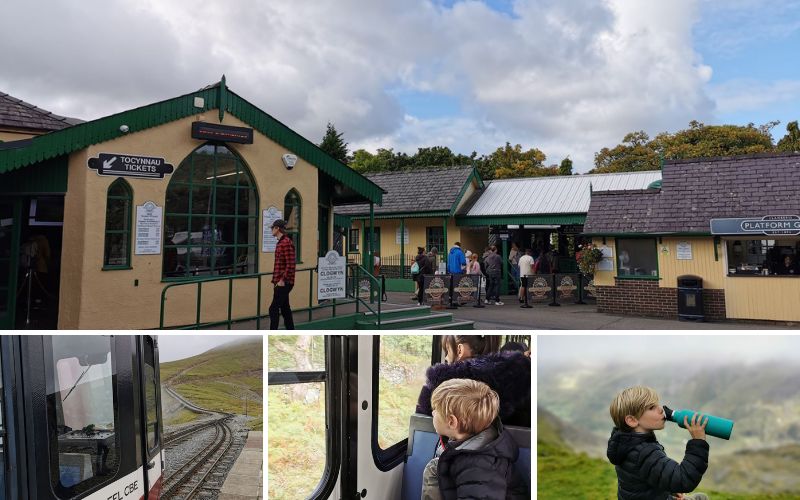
{"left": 1, "top": 0, "right": 716, "bottom": 172}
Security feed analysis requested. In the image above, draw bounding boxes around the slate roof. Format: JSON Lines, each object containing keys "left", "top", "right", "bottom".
{"left": 0, "top": 91, "right": 83, "bottom": 132}
{"left": 334, "top": 165, "right": 477, "bottom": 217}
{"left": 583, "top": 152, "right": 800, "bottom": 234}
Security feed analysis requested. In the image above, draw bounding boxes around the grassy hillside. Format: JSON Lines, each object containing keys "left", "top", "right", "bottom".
{"left": 161, "top": 337, "right": 263, "bottom": 430}
{"left": 538, "top": 408, "right": 800, "bottom": 500}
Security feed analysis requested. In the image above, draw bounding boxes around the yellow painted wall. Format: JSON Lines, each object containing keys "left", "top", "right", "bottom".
{"left": 349, "top": 217, "right": 462, "bottom": 260}
{"left": 656, "top": 237, "right": 725, "bottom": 289}
{"left": 59, "top": 112, "right": 321, "bottom": 329}
{"left": 0, "top": 129, "right": 38, "bottom": 142}
{"left": 593, "top": 235, "right": 800, "bottom": 321}
{"left": 591, "top": 237, "right": 617, "bottom": 286}
{"left": 724, "top": 277, "right": 800, "bottom": 321}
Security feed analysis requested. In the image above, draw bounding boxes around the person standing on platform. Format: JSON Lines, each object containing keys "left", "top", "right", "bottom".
{"left": 269, "top": 219, "right": 296, "bottom": 330}
{"left": 447, "top": 242, "right": 467, "bottom": 275}
{"left": 484, "top": 246, "right": 503, "bottom": 305}
{"left": 517, "top": 248, "right": 534, "bottom": 303}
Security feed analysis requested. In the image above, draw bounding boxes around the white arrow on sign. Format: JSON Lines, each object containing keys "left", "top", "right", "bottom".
{"left": 103, "top": 156, "right": 118, "bottom": 169}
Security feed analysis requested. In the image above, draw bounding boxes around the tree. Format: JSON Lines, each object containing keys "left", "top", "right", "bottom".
{"left": 559, "top": 157, "right": 573, "bottom": 175}
{"left": 592, "top": 131, "right": 660, "bottom": 173}
{"left": 489, "top": 143, "right": 557, "bottom": 179}
{"left": 777, "top": 121, "right": 800, "bottom": 152}
{"left": 653, "top": 121, "right": 775, "bottom": 160}
{"left": 319, "top": 122, "right": 348, "bottom": 163}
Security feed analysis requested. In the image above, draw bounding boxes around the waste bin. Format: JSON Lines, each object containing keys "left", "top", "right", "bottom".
{"left": 677, "top": 275, "right": 704, "bottom": 321}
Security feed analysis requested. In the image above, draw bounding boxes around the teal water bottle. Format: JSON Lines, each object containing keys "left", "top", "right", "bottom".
{"left": 663, "top": 405, "right": 734, "bottom": 440}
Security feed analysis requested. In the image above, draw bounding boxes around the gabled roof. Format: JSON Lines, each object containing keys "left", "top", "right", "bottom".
{"left": 583, "top": 152, "right": 800, "bottom": 235}
{"left": 0, "top": 79, "right": 383, "bottom": 205}
{"left": 0, "top": 91, "right": 83, "bottom": 132}
{"left": 334, "top": 165, "right": 481, "bottom": 218}
{"left": 460, "top": 170, "right": 661, "bottom": 217}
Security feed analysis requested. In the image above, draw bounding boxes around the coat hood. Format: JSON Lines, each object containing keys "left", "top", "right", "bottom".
{"left": 606, "top": 427, "right": 656, "bottom": 465}
{"left": 417, "top": 351, "right": 531, "bottom": 425}
{"left": 449, "top": 418, "right": 518, "bottom": 462}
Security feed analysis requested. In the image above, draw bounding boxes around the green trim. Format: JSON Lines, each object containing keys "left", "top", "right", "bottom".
{"left": 349, "top": 211, "right": 450, "bottom": 220}
{"left": 334, "top": 213, "right": 352, "bottom": 229}
{"left": 102, "top": 266, "right": 133, "bottom": 271}
{"left": 615, "top": 276, "right": 661, "bottom": 281}
{"left": 449, "top": 167, "right": 484, "bottom": 217}
{"left": 647, "top": 179, "right": 662, "bottom": 189}
{"left": 0, "top": 155, "right": 68, "bottom": 194}
{"left": 218, "top": 75, "right": 227, "bottom": 123}
{"left": 0, "top": 79, "right": 383, "bottom": 205}
{"left": 456, "top": 214, "right": 586, "bottom": 226}
{"left": 285, "top": 189, "right": 302, "bottom": 264}
{"left": 582, "top": 232, "right": 711, "bottom": 237}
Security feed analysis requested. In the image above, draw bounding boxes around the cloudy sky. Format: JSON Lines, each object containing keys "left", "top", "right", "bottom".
{"left": 3, "top": 0, "right": 799, "bottom": 171}
{"left": 538, "top": 334, "right": 800, "bottom": 368}
{"left": 158, "top": 334, "right": 259, "bottom": 362}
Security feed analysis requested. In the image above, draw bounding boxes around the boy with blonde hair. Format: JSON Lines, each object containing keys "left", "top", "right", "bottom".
{"left": 607, "top": 385, "right": 710, "bottom": 500}
{"left": 421, "top": 378, "right": 524, "bottom": 500}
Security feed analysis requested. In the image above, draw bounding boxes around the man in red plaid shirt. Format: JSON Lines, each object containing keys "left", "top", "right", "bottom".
{"left": 269, "top": 219, "right": 296, "bottom": 329}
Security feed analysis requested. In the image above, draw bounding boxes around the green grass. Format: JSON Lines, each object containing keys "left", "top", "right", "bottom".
{"left": 161, "top": 337, "right": 263, "bottom": 429}
{"left": 164, "top": 408, "right": 202, "bottom": 426}
{"left": 538, "top": 412, "right": 800, "bottom": 500}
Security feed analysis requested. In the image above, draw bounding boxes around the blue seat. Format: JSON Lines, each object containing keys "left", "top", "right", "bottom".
{"left": 400, "top": 413, "right": 531, "bottom": 500}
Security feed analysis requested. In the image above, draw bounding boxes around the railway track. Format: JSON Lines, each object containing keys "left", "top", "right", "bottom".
{"left": 161, "top": 387, "right": 244, "bottom": 499}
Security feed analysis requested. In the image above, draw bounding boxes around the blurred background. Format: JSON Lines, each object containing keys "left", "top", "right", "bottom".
{"left": 538, "top": 335, "right": 800, "bottom": 499}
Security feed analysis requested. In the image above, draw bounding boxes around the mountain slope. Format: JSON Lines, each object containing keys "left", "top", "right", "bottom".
{"left": 161, "top": 337, "right": 263, "bottom": 429}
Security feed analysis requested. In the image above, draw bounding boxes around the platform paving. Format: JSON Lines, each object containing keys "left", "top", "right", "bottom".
{"left": 219, "top": 431, "right": 263, "bottom": 500}
{"left": 383, "top": 292, "right": 795, "bottom": 330}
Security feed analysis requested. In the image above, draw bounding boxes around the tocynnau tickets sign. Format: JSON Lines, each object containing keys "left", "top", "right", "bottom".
{"left": 710, "top": 215, "right": 800, "bottom": 236}
{"left": 88, "top": 153, "right": 174, "bottom": 179}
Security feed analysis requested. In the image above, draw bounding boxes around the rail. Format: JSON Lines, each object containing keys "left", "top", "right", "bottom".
{"left": 159, "top": 263, "right": 383, "bottom": 329}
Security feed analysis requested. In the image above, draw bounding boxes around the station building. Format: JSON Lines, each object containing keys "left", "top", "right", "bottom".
{"left": 583, "top": 153, "right": 800, "bottom": 322}
{"left": 336, "top": 167, "right": 660, "bottom": 293}
{"left": 0, "top": 79, "right": 383, "bottom": 329}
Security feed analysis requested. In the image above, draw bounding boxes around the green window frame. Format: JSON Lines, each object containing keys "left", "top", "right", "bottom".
{"left": 103, "top": 178, "right": 132, "bottom": 270}
{"left": 284, "top": 189, "right": 302, "bottom": 263}
{"left": 615, "top": 237, "right": 660, "bottom": 280}
{"left": 426, "top": 226, "right": 444, "bottom": 253}
{"left": 162, "top": 143, "right": 259, "bottom": 280}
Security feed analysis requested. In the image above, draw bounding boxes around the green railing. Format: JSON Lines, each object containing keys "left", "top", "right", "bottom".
{"left": 346, "top": 263, "right": 384, "bottom": 328}
{"left": 159, "top": 263, "right": 383, "bottom": 329}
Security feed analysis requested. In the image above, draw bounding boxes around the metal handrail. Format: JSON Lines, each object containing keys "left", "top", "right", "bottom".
{"left": 159, "top": 263, "right": 383, "bottom": 329}
{"left": 346, "top": 263, "right": 383, "bottom": 328}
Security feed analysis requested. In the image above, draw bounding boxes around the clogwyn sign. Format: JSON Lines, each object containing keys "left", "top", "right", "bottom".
{"left": 711, "top": 215, "right": 800, "bottom": 236}
{"left": 88, "top": 153, "right": 174, "bottom": 179}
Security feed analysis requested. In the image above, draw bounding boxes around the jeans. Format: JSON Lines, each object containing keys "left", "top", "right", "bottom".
{"left": 269, "top": 283, "right": 295, "bottom": 330}
{"left": 487, "top": 273, "right": 500, "bottom": 301}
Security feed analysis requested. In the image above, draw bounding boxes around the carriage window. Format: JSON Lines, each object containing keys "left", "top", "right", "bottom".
{"left": 376, "top": 335, "right": 433, "bottom": 449}
{"left": 144, "top": 336, "right": 159, "bottom": 452}
{"left": 268, "top": 336, "right": 326, "bottom": 500}
{"left": 46, "top": 336, "right": 119, "bottom": 497}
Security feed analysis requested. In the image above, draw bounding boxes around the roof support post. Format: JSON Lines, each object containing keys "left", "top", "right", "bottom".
{"left": 501, "top": 236, "right": 509, "bottom": 295}
{"left": 443, "top": 217, "right": 448, "bottom": 259}
{"left": 400, "top": 218, "right": 405, "bottom": 279}
{"left": 369, "top": 203, "right": 375, "bottom": 303}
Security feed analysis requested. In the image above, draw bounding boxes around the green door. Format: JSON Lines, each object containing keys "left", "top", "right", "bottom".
{"left": 0, "top": 199, "right": 21, "bottom": 329}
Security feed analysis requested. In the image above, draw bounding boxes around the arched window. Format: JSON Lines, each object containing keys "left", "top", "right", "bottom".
{"left": 284, "top": 189, "right": 302, "bottom": 263}
{"left": 103, "top": 178, "right": 132, "bottom": 269}
{"left": 162, "top": 144, "right": 259, "bottom": 278}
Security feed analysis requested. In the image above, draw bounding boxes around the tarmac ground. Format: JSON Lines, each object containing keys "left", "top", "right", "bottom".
{"left": 383, "top": 291, "right": 796, "bottom": 330}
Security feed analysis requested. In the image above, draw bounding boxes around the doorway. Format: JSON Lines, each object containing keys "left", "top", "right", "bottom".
{"left": 13, "top": 196, "right": 64, "bottom": 329}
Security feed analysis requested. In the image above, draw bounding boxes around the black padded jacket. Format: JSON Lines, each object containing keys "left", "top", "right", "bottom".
{"left": 606, "top": 428, "right": 709, "bottom": 500}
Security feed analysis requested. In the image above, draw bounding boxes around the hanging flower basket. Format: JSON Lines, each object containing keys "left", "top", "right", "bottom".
{"left": 576, "top": 244, "right": 604, "bottom": 275}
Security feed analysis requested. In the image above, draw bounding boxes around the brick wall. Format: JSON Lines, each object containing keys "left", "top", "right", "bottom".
{"left": 596, "top": 279, "right": 726, "bottom": 320}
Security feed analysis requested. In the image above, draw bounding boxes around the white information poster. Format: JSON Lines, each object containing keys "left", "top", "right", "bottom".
{"left": 395, "top": 226, "right": 409, "bottom": 244}
{"left": 596, "top": 245, "right": 614, "bottom": 271}
{"left": 134, "top": 201, "right": 163, "bottom": 255}
{"left": 262, "top": 206, "right": 283, "bottom": 253}
{"left": 317, "top": 250, "right": 347, "bottom": 300}
{"left": 677, "top": 241, "right": 693, "bottom": 260}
